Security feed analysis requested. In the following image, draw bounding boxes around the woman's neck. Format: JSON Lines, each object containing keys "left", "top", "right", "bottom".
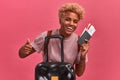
{"left": 59, "top": 28, "right": 71, "bottom": 38}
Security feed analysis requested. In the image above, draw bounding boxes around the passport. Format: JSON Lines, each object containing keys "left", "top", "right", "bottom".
{"left": 77, "top": 23, "right": 96, "bottom": 45}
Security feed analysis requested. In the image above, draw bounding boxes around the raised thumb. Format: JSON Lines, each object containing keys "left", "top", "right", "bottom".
{"left": 26, "top": 38, "right": 30, "bottom": 44}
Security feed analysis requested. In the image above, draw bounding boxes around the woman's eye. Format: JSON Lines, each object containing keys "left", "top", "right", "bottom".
{"left": 65, "top": 18, "right": 70, "bottom": 21}
{"left": 74, "top": 20, "right": 78, "bottom": 23}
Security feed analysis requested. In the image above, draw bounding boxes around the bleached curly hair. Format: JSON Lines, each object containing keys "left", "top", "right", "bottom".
{"left": 58, "top": 3, "right": 85, "bottom": 20}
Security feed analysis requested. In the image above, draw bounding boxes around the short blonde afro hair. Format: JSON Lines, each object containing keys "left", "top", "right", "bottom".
{"left": 58, "top": 3, "right": 85, "bottom": 20}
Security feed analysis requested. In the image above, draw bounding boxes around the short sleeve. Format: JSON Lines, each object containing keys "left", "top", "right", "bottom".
{"left": 30, "top": 31, "right": 47, "bottom": 53}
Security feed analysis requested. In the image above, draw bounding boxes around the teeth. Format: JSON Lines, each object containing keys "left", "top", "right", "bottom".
{"left": 67, "top": 27, "right": 73, "bottom": 30}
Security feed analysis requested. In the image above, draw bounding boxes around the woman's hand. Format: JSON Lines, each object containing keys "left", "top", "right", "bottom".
{"left": 19, "top": 39, "right": 35, "bottom": 58}
{"left": 80, "top": 39, "right": 89, "bottom": 58}
{"left": 23, "top": 39, "right": 33, "bottom": 54}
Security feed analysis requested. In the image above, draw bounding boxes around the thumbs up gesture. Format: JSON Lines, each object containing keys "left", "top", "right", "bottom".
{"left": 19, "top": 38, "right": 36, "bottom": 58}
{"left": 24, "top": 38, "right": 33, "bottom": 54}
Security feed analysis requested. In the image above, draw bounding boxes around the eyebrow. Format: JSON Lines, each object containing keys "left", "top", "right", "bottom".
{"left": 65, "top": 17, "right": 79, "bottom": 20}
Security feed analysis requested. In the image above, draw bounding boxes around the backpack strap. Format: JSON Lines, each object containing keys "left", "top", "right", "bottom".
{"left": 46, "top": 30, "right": 52, "bottom": 46}
{"left": 44, "top": 30, "right": 52, "bottom": 54}
{"left": 47, "top": 30, "right": 52, "bottom": 36}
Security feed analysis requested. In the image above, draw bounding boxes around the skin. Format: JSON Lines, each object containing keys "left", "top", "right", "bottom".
{"left": 59, "top": 11, "right": 79, "bottom": 38}
{"left": 19, "top": 39, "right": 35, "bottom": 58}
{"left": 19, "top": 11, "right": 89, "bottom": 77}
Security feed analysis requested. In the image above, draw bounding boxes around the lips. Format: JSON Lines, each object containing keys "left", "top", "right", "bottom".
{"left": 66, "top": 26, "right": 74, "bottom": 32}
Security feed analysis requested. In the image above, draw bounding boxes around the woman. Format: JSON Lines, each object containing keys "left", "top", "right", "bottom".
{"left": 19, "top": 3, "right": 89, "bottom": 77}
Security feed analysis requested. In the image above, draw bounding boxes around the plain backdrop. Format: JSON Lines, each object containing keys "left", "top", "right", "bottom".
{"left": 0, "top": 0, "right": 120, "bottom": 80}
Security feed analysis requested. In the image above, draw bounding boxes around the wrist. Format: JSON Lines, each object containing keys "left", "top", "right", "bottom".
{"left": 78, "top": 56, "right": 86, "bottom": 65}
{"left": 80, "top": 55, "right": 86, "bottom": 61}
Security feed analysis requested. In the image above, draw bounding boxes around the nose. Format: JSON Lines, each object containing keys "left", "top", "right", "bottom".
{"left": 69, "top": 21, "right": 74, "bottom": 26}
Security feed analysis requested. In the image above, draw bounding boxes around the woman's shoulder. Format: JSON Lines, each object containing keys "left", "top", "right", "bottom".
{"left": 72, "top": 32, "right": 79, "bottom": 39}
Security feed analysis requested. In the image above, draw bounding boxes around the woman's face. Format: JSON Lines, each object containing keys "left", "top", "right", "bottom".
{"left": 60, "top": 11, "right": 79, "bottom": 37}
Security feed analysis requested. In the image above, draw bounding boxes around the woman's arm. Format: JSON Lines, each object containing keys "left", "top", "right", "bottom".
{"left": 75, "top": 41, "right": 89, "bottom": 76}
{"left": 75, "top": 56, "right": 86, "bottom": 76}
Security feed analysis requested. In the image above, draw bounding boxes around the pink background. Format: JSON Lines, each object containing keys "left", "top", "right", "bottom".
{"left": 0, "top": 0, "right": 120, "bottom": 80}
